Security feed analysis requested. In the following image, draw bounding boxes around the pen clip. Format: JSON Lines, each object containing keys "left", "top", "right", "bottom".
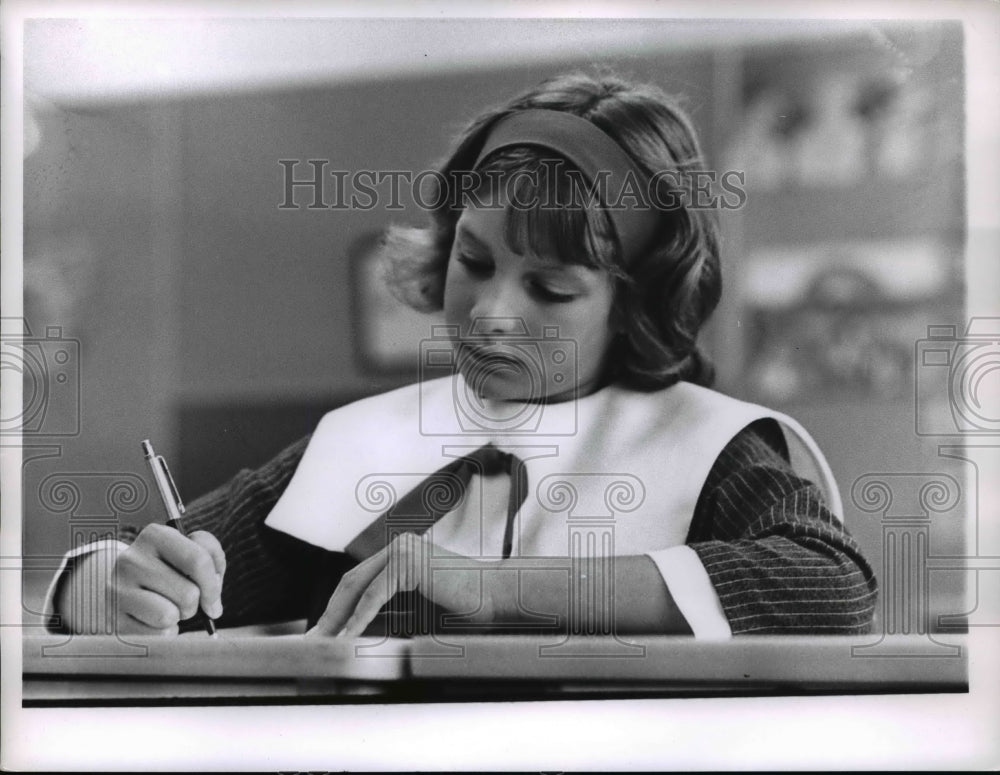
{"left": 157, "top": 455, "right": 186, "bottom": 515}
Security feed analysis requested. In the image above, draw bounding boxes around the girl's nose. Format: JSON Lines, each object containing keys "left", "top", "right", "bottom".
{"left": 469, "top": 316, "right": 530, "bottom": 336}
{"left": 469, "top": 284, "right": 528, "bottom": 336}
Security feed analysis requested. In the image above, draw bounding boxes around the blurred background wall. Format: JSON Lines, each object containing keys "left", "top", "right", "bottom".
{"left": 18, "top": 18, "right": 975, "bottom": 633}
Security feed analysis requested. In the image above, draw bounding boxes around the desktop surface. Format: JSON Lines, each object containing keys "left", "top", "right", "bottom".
{"left": 22, "top": 626, "right": 968, "bottom": 706}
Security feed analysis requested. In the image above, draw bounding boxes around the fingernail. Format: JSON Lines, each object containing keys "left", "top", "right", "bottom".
{"left": 207, "top": 601, "right": 223, "bottom": 618}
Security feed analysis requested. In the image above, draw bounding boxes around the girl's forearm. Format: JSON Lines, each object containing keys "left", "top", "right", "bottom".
{"left": 489, "top": 554, "right": 693, "bottom": 635}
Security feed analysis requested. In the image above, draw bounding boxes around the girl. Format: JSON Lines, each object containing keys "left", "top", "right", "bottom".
{"left": 49, "top": 72, "right": 877, "bottom": 639}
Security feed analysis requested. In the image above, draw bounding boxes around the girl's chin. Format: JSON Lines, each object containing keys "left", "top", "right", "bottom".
{"left": 459, "top": 371, "right": 580, "bottom": 404}
{"left": 462, "top": 374, "right": 535, "bottom": 403}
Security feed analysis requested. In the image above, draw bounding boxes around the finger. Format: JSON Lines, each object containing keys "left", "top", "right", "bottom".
{"left": 340, "top": 535, "right": 427, "bottom": 638}
{"left": 118, "top": 614, "right": 180, "bottom": 637}
{"left": 306, "top": 548, "right": 390, "bottom": 637}
{"left": 338, "top": 566, "right": 398, "bottom": 639}
{"left": 116, "top": 551, "right": 204, "bottom": 620}
{"left": 142, "top": 524, "right": 224, "bottom": 617}
{"left": 188, "top": 531, "right": 226, "bottom": 617}
{"left": 189, "top": 531, "right": 226, "bottom": 576}
{"left": 115, "top": 586, "right": 183, "bottom": 632}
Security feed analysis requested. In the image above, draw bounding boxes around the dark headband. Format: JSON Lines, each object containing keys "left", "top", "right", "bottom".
{"left": 472, "top": 108, "right": 661, "bottom": 264}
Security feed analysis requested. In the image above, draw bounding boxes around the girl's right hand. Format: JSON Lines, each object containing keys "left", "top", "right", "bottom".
{"left": 110, "top": 524, "right": 226, "bottom": 635}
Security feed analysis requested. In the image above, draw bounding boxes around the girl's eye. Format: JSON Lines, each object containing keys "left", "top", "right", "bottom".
{"left": 457, "top": 254, "right": 492, "bottom": 277}
{"left": 531, "top": 282, "right": 577, "bottom": 304}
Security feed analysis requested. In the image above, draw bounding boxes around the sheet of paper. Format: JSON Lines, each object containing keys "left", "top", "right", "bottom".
{"left": 23, "top": 631, "right": 409, "bottom": 680}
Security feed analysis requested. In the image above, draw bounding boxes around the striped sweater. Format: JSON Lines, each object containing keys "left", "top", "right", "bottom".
{"left": 161, "top": 418, "right": 877, "bottom": 635}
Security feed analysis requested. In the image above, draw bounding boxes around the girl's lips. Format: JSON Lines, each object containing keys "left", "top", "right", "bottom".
{"left": 469, "top": 347, "right": 522, "bottom": 365}
{"left": 458, "top": 346, "right": 537, "bottom": 390}
{"left": 461, "top": 343, "right": 525, "bottom": 367}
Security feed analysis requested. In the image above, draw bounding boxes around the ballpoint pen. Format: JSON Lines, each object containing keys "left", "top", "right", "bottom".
{"left": 141, "top": 439, "right": 217, "bottom": 636}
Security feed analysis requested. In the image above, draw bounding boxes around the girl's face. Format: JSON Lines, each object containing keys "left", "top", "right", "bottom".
{"left": 443, "top": 202, "right": 617, "bottom": 403}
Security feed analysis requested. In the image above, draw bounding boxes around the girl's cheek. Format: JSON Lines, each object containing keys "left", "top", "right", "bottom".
{"left": 442, "top": 276, "right": 473, "bottom": 326}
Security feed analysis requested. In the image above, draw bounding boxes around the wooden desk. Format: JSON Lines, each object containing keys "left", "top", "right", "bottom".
{"left": 22, "top": 630, "right": 968, "bottom": 706}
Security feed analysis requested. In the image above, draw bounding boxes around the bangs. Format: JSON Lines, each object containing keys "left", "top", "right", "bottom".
{"left": 473, "top": 148, "right": 623, "bottom": 276}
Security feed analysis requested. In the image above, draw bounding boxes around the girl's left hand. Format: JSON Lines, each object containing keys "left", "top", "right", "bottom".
{"left": 305, "top": 532, "right": 502, "bottom": 638}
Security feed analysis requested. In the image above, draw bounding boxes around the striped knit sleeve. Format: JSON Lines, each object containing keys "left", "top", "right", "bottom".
{"left": 173, "top": 434, "right": 350, "bottom": 631}
{"left": 686, "top": 419, "right": 878, "bottom": 635}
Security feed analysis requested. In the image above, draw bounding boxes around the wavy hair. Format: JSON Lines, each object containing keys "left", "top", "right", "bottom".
{"left": 381, "top": 71, "right": 721, "bottom": 391}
